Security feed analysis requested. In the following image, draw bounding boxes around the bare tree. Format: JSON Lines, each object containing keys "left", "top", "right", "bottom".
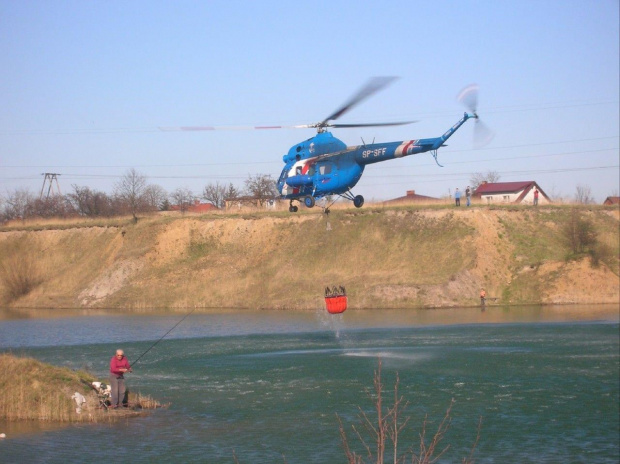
{"left": 574, "top": 184, "right": 594, "bottom": 205}
{"left": 202, "top": 181, "right": 228, "bottom": 209}
{"left": 170, "top": 187, "right": 195, "bottom": 214}
{"left": 338, "top": 360, "right": 482, "bottom": 464}
{"left": 115, "top": 168, "right": 148, "bottom": 222}
{"left": 470, "top": 171, "right": 501, "bottom": 190}
{"left": 225, "top": 183, "right": 240, "bottom": 201}
{"left": 143, "top": 184, "right": 168, "bottom": 211}
{"left": 67, "top": 185, "right": 92, "bottom": 216}
{"left": 29, "top": 196, "right": 74, "bottom": 219}
{"left": 67, "top": 185, "right": 114, "bottom": 217}
{"left": 2, "top": 188, "right": 35, "bottom": 221}
{"left": 244, "top": 173, "right": 278, "bottom": 206}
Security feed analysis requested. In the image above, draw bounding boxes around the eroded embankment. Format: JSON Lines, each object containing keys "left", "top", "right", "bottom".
{"left": 0, "top": 206, "right": 618, "bottom": 309}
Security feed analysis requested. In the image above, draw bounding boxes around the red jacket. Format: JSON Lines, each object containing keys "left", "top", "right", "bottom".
{"left": 110, "top": 355, "right": 131, "bottom": 377}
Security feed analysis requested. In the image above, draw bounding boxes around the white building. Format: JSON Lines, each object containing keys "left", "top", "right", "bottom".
{"left": 474, "top": 181, "right": 550, "bottom": 205}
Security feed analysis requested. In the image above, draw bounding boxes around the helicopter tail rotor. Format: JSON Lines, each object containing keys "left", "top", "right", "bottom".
{"left": 457, "top": 83, "right": 494, "bottom": 148}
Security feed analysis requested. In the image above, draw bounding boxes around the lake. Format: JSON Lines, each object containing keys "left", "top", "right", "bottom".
{"left": 0, "top": 305, "right": 618, "bottom": 463}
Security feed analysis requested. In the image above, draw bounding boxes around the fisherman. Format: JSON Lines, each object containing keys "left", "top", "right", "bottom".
{"left": 109, "top": 349, "right": 132, "bottom": 408}
{"left": 480, "top": 289, "right": 487, "bottom": 306}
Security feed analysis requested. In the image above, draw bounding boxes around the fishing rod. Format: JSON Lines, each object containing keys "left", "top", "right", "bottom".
{"left": 129, "top": 307, "right": 197, "bottom": 369}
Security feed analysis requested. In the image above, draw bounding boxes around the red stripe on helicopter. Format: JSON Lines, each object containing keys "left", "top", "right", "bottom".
{"left": 301, "top": 160, "right": 316, "bottom": 175}
{"left": 396, "top": 140, "right": 415, "bottom": 156}
{"left": 403, "top": 140, "right": 414, "bottom": 154}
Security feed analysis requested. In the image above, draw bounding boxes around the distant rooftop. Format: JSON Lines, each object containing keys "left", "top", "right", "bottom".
{"left": 383, "top": 190, "right": 442, "bottom": 204}
{"left": 474, "top": 181, "right": 536, "bottom": 194}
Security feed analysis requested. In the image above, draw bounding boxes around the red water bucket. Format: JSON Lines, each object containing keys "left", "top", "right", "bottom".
{"left": 325, "top": 295, "right": 347, "bottom": 314}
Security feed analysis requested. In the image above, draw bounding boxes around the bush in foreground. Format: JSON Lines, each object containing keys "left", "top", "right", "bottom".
{"left": 338, "top": 360, "right": 482, "bottom": 464}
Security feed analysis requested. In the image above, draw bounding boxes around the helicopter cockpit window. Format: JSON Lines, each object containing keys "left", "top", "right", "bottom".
{"left": 295, "top": 166, "right": 302, "bottom": 175}
{"left": 278, "top": 167, "right": 289, "bottom": 182}
{"left": 319, "top": 164, "right": 332, "bottom": 175}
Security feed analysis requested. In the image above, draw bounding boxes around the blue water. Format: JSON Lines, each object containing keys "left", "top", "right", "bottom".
{"left": 0, "top": 306, "right": 618, "bottom": 463}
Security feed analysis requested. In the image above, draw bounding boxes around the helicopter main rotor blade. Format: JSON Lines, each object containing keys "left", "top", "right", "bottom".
{"left": 159, "top": 120, "right": 415, "bottom": 132}
{"left": 161, "top": 77, "right": 406, "bottom": 133}
{"left": 158, "top": 124, "right": 312, "bottom": 131}
{"left": 320, "top": 76, "right": 398, "bottom": 126}
{"left": 328, "top": 121, "right": 416, "bottom": 129}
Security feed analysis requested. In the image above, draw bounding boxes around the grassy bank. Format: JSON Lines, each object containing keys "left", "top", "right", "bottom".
{"left": 0, "top": 353, "right": 163, "bottom": 422}
{"left": 0, "top": 204, "right": 618, "bottom": 310}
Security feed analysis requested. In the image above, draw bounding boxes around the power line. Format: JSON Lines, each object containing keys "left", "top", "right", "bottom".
{"left": 3, "top": 164, "right": 616, "bottom": 184}
{"left": 362, "top": 165, "right": 619, "bottom": 186}
{"left": 2, "top": 137, "right": 618, "bottom": 170}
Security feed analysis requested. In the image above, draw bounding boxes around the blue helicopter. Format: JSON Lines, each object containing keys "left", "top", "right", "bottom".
{"left": 276, "top": 78, "right": 490, "bottom": 213}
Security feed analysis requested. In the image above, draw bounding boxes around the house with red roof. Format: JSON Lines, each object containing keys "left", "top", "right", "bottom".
{"left": 603, "top": 196, "right": 619, "bottom": 206}
{"left": 473, "top": 181, "right": 550, "bottom": 205}
{"left": 170, "top": 200, "right": 219, "bottom": 213}
{"left": 383, "top": 190, "right": 442, "bottom": 205}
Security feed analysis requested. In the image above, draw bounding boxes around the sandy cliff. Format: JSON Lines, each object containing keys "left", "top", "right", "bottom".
{"left": 0, "top": 206, "right": 618, "bottom": 310}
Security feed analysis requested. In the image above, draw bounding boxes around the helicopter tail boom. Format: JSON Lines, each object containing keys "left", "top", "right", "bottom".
{"left": 438, "top": 112, "right": 476, "bottom": 146}
{"left": 353, "top": 112, "right": 476, "bottom": 166}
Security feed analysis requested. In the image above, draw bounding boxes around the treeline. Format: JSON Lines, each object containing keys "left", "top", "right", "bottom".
{"left": 1, "top": 169, "right": 278, "bottom": 223}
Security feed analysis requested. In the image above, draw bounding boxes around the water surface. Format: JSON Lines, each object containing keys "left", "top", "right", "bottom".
{"left": 0, "top": 305, "right": 618, "bottom": 463}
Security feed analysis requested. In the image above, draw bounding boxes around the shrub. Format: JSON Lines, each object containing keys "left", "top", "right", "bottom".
{"left": 338, "top": 360, "right": 481, "bottom": 464}
{"left": 562, "top": 208, "right": 597, "bottom": 257}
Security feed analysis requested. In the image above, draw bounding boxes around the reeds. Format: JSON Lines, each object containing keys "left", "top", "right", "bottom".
{"left": 0, "top": 354, "right": 91, "bottom": 421}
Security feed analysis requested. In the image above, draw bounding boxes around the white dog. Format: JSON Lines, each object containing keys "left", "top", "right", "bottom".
{"left": 71, "top": 392, "right": 86, "bottom": 414}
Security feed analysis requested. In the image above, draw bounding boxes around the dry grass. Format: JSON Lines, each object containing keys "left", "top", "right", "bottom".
{"left": 0, "top": 353, "right": 166, "bottom": 423}
{"left": 0, "top": 353, "right": 97, "bottom": 422}
{"left": 1, "top": 204, "right": 618, "bottom": 309}
{"left": 0, "top": 237, "right": 43, "bottom": 303}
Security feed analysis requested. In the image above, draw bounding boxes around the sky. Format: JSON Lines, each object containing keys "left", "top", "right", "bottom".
{"left": 1, "top": 0, "right": 619, "bottom": 203}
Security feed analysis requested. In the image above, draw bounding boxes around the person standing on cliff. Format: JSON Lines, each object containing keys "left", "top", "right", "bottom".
{"left": 465, "top": 186, "right": 472, "bottom": 207}
{"left": 109, "top": 349, "right": 132, "bottom": 408}
{"left": 454, "top": 188, "right": 461, "bottom": 206}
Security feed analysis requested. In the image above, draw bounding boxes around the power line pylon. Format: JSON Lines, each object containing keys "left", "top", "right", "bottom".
{"left": 40, "top": 173, "right": 62, "bottom": 199}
